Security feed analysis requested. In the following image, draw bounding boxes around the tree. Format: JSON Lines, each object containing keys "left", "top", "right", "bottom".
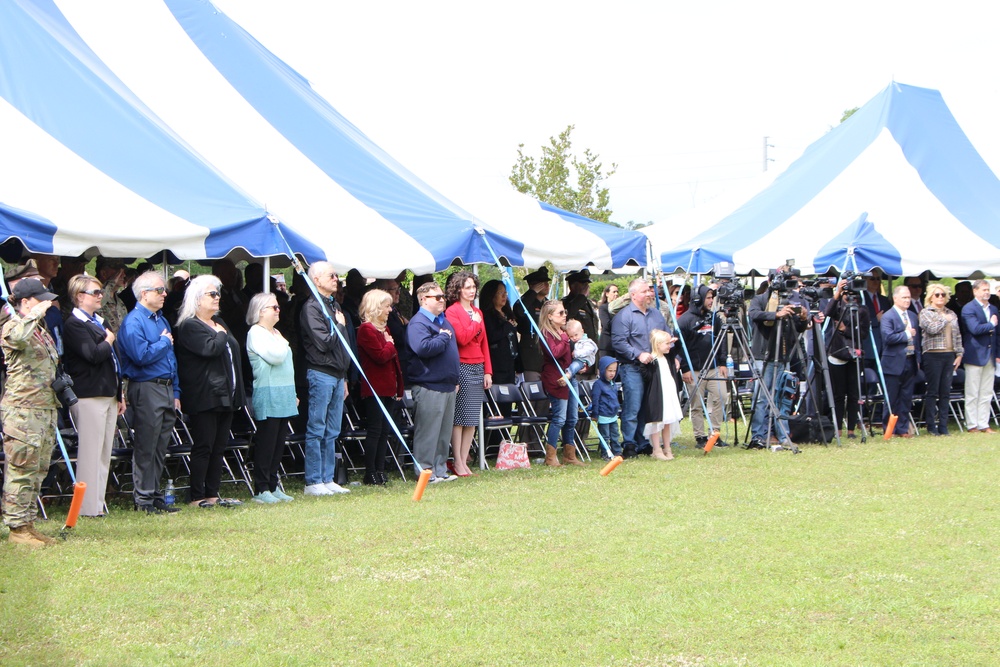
{"left": 509, "top": 125, "right": 617, "bottom": 223}
{"left": 840, "top": 107, "right": 859, "bottom": 123}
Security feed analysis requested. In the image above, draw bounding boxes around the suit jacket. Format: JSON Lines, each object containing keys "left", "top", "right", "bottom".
{"left": 960, "top": 300, "right": 1000, "bottom": 367}
{"left": 880, "top": 307, "right": 921, "bottom": 376}
{"left": 62, "top": 310, "right": 122, "bottom": 400}
{"left": 863, "top": 291, "right": 892, "bottom": 354}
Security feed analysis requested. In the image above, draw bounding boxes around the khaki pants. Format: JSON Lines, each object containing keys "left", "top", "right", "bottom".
{"left": 685, "top": 367, "right": 728, "bottom": 437}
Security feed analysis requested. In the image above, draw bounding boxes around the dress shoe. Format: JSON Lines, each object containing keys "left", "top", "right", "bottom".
{"left": 897, "top": 432, "right": 913, "bottom": 439}
{"left": 135, "top": 503, "right": 163, "bottom": 514}
{"left": 152, "top": 498, "right": 181, "bottom": 513}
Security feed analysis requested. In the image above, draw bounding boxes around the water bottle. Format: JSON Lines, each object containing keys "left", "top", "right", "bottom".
{"left": 726, "top": 354, "right": 734, "bottom": 375}
{"left": 164, "top": 479, "right": 176, "bottom": 506}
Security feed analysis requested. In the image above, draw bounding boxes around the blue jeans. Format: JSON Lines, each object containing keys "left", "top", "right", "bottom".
{"left": 305, "top": 369, "right": 345, "bottom": 485}
{"left": 545, "top": 381, "right": 579, "bottom": 448}
{"left": 618, "top": 363, "right": 648, "bottom": 450}
{"left": 751, "top": 361, "right": 790, "bottom": 441}
{"left": 597, "top": 420, "right": 621, "bottom": 457}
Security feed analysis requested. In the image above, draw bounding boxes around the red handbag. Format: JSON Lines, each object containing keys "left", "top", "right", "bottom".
{"left": 495, "top": 441, "right": 530, "bottom": 470}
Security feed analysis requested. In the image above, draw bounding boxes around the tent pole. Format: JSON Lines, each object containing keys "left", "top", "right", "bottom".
{"left": 263, "top": 256, "right": 271, "bottom": 293}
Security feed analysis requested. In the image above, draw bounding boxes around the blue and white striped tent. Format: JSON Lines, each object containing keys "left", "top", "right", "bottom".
{"left": 656, "top": 83, "right": 1000, "bottom": 277}
{"left": 0, "top": 0, "right": 647, "bottom": 275}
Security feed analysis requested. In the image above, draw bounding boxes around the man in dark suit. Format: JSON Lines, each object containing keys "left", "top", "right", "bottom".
{"left": 959, "top": 280, "right": 1000, "bottom": 433}
{"left": 863, "top": 270, "right": 892, "bottom": 357}
{"left": 880, "top": 286, "right": 921, "bottom": 438}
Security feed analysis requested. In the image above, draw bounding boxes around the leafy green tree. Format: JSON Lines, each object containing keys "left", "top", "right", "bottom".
{"left": 510, "top": 125, "right": 617, "bottom": 223}
{"left": 840, "top": 107, "right": 859, "bottom": 123}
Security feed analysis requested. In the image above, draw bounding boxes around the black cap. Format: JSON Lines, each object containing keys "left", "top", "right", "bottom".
{"left": 11, "top": 278, "right": 58, "bottom": 303}
{"left": 524, "top": 267, "right": 550, "bottom": 286}
{"left": 566, "top": 269, "right": 592, "bottom": 284}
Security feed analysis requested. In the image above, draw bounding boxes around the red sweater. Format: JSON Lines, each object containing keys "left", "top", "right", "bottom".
{"left": 357, "top": 322, "right": 404, "bottom": 399}
{"left": 540, "top": 330, "right": 572, "bottom": 399}
{"left": 445, "top": 302, "right": 493, "bottom": 374}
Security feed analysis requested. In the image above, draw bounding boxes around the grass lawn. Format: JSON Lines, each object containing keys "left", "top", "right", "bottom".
{"left": 1, "top": 427, "right": 997, "bottom": 666}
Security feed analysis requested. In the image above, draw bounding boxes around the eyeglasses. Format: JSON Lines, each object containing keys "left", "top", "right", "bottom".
{"left": 424, "top": 294, "right": 445, "bottom": 301}
{"left": 555, "top": 310, "right": 567, "bottom": 315}
{"left": 265, "top": 305, "right": 281, "bottom": 311}
{"left": 142, "top": 286, "right": 167, "bottom": 295}
{"left": 205, "top": 291, "right": 221, "bottom": 299}
{"left": 81, "top": 289, "right": 103, "bottom": 297}
{"left": 932, "top": 292, "right": 947, "bottom": 298}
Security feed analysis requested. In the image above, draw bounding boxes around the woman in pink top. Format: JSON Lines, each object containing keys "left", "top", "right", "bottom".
{"left": 444, "top": 271, "right": 493, "bottom": 476}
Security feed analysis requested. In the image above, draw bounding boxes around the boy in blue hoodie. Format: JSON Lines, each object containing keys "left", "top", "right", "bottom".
{"left": 589, "top": 356, "right": 622, "bottom": 458}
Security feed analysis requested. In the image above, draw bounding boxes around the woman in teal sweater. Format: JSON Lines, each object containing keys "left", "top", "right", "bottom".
{"left": 246, "top": 292, "right": 298, "bottom": 503}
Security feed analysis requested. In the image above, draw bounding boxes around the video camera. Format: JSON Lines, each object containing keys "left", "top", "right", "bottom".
{"left": 710, "top": 261, "right": 746, "bottom": 314}
{"left": 798, "top": 278, "right": 835, "bottom": 303}
{"left": 839, "top": 270, "right": 871, "bottom": 294}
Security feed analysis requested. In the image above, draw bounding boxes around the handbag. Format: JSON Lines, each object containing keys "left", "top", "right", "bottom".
{"left": 495, "top": 441, "right": 530, "bottom": 470}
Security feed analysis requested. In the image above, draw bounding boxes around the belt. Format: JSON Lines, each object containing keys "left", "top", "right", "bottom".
{"left": 133, "top": 377, "right": 173, "bottom": 386}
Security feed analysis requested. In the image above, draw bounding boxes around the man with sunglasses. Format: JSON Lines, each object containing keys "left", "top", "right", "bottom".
{"left": 117, "top": 271, "right": 182, "bottom": 513}
{"left": 406, "top": 281, "right": 460, "bottom": 482}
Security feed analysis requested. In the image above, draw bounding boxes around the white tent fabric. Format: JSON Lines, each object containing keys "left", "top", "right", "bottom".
{"left": 38, "top": 0, "right": 646, "bottom": 276}
{"left": 656, "top": 83, "right": 1000, "bottom": 277}
{"left": 0, "top": 0, "right": 324, "bottom": 262}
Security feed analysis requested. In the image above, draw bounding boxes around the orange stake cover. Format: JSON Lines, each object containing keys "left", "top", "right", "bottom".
{"left": 703, "top": 432, "right": 720, "bottom": 454}
{"left": 599, "top": 456, "right": 624, "bottom": 476}
{"left": 412, "top": 469, "right": 432, "bottom": 501}
{"left": 64, "top": 481, "right": 87, "bottom": 529}
{"left": 883, "top": 414, "right": 898, "bottom": 440}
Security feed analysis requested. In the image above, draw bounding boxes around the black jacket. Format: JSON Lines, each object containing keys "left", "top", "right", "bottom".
{"left": 677, "top": 306, "right": 726, "bottom": 373}
{"left": 175, "top": 315, "right": 245, "bottom": 414}
{"left": 63, "top": 311, "right": 121, "bottom": 400}
{"left": 749, "top": 290, "right": 809, "bottom": 362}
{"left": 299, "top": 293, "right": 351, "bottom": 378}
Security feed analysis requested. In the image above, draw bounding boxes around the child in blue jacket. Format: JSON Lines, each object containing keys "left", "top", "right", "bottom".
{"left": 589, "top": 355, "right": 621, "bottom": 458}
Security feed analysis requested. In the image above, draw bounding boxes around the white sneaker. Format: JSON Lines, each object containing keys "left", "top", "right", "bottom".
{"left": 438, "top": 473, "right": 459, "bottom": 483}
{"left": 324, "top": 481, "right": 351, "bottom": 494}
{"left": 304, "top": 484, "right": 334, "bottom": 496}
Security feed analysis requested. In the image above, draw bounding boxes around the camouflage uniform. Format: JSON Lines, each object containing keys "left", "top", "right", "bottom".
{"left": 1, "top": 307, "right": 59, "bottom": 530}
{"left": 97, "top": 279, "right": 128, "bottom": 334}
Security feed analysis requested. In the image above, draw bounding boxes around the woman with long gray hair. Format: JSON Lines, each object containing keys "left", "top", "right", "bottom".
{"left": 175, "top": 274, "right": 245, "bottom": 507}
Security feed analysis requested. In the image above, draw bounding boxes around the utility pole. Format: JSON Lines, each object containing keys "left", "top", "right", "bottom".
{"left": 763, "top": 136, "right": 774, "bottom": 172}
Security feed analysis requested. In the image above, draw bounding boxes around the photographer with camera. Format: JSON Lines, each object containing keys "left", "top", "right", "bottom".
{"left": 1, "top": 278, "right": 61, "bottom": 546}
{"left": 678, "top": 285, "right": 729, "bottom": 448}
{"left": 824, "top": 277, "right": 871, "bottom": 439}
{"left": 747, "top": 267, "right": 810, "bottom": 448}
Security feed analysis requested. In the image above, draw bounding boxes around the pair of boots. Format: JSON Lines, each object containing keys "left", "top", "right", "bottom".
{"left": 544, "top": 445, "right": 585, "bottom": 467}
{"left": 8, "top": 524, "right": 58, "bottom": 547}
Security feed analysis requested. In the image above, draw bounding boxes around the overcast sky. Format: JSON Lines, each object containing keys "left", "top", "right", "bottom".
{"left": 215, "top": 0, "right": 1000, "bottom": 226}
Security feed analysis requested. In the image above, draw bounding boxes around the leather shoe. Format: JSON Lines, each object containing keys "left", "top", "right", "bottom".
{"left": 980, "top": 428, "right": 997, "bottom": 434}
{"left": 152, "top": 498, "right": 181, "bottom": 513}
{"left": 897, "top": 432, "right": 913, "bottom": 439}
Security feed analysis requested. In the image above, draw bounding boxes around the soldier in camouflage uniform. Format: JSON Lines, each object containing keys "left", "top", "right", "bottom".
{"left": 2, "top": 278, "right": 60, "bottom": 547}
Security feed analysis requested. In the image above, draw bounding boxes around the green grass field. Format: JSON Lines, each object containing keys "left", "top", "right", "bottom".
{"left": 1, "top": 428, "right": 997, "bottom": 666}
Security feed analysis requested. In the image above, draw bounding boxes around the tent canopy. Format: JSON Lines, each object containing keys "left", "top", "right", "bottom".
{"left": 9, "top": 0, "right": 646, "bottom": 277}
{"left": 0, "top": 0, "right": 324, "bottom": 263}
{"left": 656, "top": 83, "right": 1000, "bottom": 277}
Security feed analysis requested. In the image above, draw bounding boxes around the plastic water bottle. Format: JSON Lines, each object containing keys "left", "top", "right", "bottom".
{"left": 164, "top": 479, "right": 176, "bottom": 506}
{"left": 726, "top": 354, "right": 734, "bottom": 375}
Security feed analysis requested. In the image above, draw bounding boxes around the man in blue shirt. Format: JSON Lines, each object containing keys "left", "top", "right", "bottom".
{"left": 406, "top": 281, "right": 460, "bottom": 482}
{"left": 611, "top": 278, "right": 667, "bottom": 458}
{"left": 117, "top": 271, "right": 181, "bottom": 514}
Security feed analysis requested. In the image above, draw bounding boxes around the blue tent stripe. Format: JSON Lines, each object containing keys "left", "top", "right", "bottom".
{"left": 0, "top": 202, "right": 58, "bottom": 254}
{"left": 537, "top": 202, "right": 648, "bottom": 267}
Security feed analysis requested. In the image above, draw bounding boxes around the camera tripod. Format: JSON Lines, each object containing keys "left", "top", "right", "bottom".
{"left": 786, "top": 299, "right": 844, "bottom": 447}
{"left": 689, "top": 306, "right": 800, "bottom": 453}
{"left": 817, "top": 292, "right": 869, "bottom": 443}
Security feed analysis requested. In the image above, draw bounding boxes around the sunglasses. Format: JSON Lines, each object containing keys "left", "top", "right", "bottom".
{"left": 265, "top": 305, "right": 281, "bottom": 311}
{"left": 81, "top": 289, "right": 103, "bottom": 297}
{"left": 424, "top": 294, "right": 445, "bottom": 301}
{"left": 555, "top": 310, "right": 567, "bottom": 315}
{"left": 205, "top": 291, "right": 221, "bottom": 299}
{"left": 932, "top": 292, "right": 947, "bottom": 298}
{"left": 142, "top": 286, "right": 167, "bottom": 295}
